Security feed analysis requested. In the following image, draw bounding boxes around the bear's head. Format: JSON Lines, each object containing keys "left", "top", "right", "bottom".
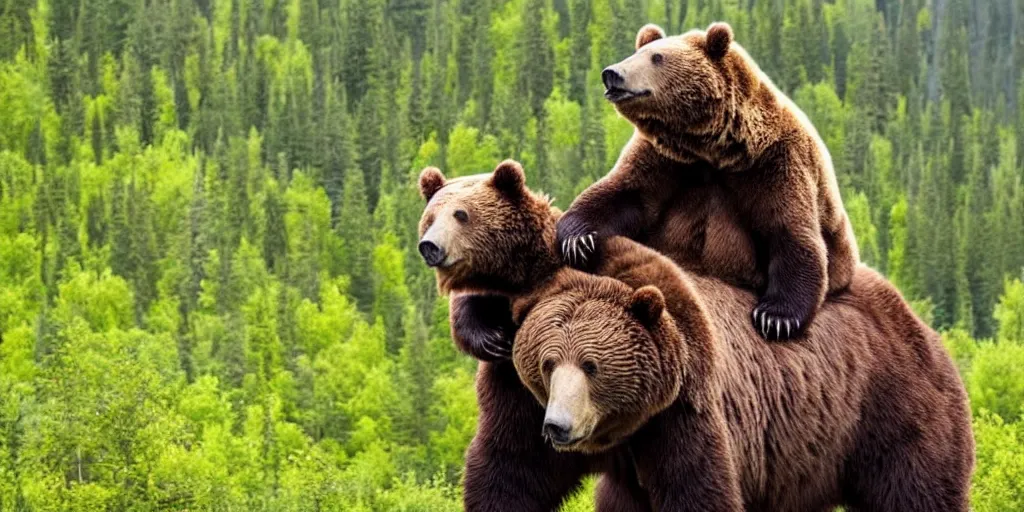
{"left": 601, "top": 22, "right": 748, "bottom": 138}
{"left": 417, "top": 160, "right": 560, "bottom": 295}
{"left": 512, "top": 271, "right": 684, "bottom": 454}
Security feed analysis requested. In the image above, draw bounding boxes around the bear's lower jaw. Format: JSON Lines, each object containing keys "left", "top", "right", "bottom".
{"left": 551, "top": 437, "right": 619, "bottom": 455}
{"left": 547, "top": 427, "right": 624, "bottom": 454}
{"left": 605, "top": 87, "right": 650, "bottom": 104}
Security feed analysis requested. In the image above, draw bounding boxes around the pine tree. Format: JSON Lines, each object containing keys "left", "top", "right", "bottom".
{"left": 319, "top": 82, "right": 356, "bottom": 223}
{"left": 568, "top": 0, "right": 592, "bottom": 105}
{"left": 263, "top": 183, "right": 288, "bottom": 275}
{"left": 521, "top": 0, "right": 554, "bottom": 121}
{"left": 471, "top": 0, "right": 494, "bottom": 128}
{"left": 337, "top": 169, "right": 374, "bottom": 311}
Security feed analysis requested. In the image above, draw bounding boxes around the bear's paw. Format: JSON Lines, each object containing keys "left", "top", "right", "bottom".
{"left": 751, "top": 294, "right": 811, "bottom": 341}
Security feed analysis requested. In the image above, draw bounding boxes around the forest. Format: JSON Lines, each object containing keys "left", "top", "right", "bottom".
{"left": 0, "top": 0, "right": 1022, "bottom": 509}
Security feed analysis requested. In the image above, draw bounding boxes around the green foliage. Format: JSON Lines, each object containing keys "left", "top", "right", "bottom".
{"left": 0, "top": 0, "right": 1020, "bottom": 509}
{"left": 967, "top": 342, "right": 1024, "bottom": 422}
{"left": 994, "top": 278, "right": 1024, "bottom": 344}
{"left": 972, "top": 412, "right": 1024, "bottom": 512}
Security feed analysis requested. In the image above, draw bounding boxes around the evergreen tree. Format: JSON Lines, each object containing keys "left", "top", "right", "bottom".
{"left": 337, "top": 168, "right": 374, "bottom": 311}
{"left": 568, "top": 0, "right": 592, "bottom": 105}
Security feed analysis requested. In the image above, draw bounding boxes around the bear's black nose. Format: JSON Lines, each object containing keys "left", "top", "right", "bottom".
{"left": 418, "top": 240, "right": 446, "bottom": 267}
{"left": 602, "top": 67, "right": 624, "bottom": 89}
{"left": 543, "top": 419, "right": 572, "bottom": 445}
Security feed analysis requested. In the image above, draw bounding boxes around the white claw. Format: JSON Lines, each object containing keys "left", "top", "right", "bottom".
{"left": 761, "top": 320, "right": 768, "bottom": 338}
{"left": 795, "top": 320, "right": 801, "bottom": 331}
{"left": 478, "top": 339, "right": 502, "bottom": 359}
{"left": 571, "top": 238, "right": 580, "bottom": 264}
{"left": 484, "top": 333, "right": 510, "bottom": 358}
{"left": 562, "top": 239, "right": 569, "bottom": 260}
{"left": 784, "top": 320, "right": 791, "bottom": 338}
{"left": 586, "top": 234, "right": 595, "bottom": 252}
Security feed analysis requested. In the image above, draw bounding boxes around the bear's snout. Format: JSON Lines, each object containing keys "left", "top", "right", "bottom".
{"left": 418, "top": 240, "right": 446, "bottom": 267}
{"left": 602, "top": 67, "right": 625, "bottom": 90}
{"left": 542, "top": 417, "right": 572, "bottom": 445}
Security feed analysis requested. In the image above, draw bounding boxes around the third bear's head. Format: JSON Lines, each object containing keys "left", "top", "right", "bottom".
{"left": 512, "top": 272, "right": 684, "bottom": 454}
{"left": 601, "top": 22, "right": 746, "bottom": 132}
{"left": 417, "top": 160, "right": 560, "bottom": 295}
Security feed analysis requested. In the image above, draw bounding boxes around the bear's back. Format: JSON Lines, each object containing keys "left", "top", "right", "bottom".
{"left": 684, "top": 265, "right": 969, "bottom": 509}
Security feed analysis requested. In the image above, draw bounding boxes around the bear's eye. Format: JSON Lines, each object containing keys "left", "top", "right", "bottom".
{"left": 542, "top": 358, "right": 556, "bottom": 374}
{"left": 453, "top": 209, "right": 469, "bottom": 223}
{"left": 651, "top": 53, "right": 664, "bottom": 65}
{"left": 581, "top": 360, "right": 598, "bottom": 377}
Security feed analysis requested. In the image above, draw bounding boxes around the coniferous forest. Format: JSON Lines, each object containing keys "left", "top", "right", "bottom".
{"left": 0, "top": 0, "right": 1023, "bottom": 509}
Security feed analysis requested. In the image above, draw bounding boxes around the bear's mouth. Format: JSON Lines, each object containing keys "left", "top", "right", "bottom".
{"left": 604, "top": 87, "right": 650, "bottom": 104}
{"left": 548, "top": 435, "right": 586, "bottom": 451}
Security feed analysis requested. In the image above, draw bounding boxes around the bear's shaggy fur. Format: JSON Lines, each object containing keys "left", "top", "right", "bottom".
{"left": 418, "top": 162, "right": 596, "bottom": 511}
{"left": 417, "top": 160, "right": 560, "bottom": 361}
{"left": 509, "top": 237, "right": 973, "bottom": 511}
{"left": 557, "top": 22, "right": 859, "bottom": 341}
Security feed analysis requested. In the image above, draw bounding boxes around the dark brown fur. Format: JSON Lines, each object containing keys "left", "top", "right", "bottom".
{"left": 418, "top": 162, "right": 589, "bottom": 511}
{"left": 508, "top": 237, "right": 973, "bottom": 511}
{"left": 557, "top": 22, "right": 859, "bottom": 341}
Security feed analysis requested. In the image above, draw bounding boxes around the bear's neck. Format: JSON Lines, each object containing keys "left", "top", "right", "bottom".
{"left": 640, "top": 76, "right": 782, "bottom": 171}
{"left": 446, "top": 236, "right": 562, "bottom": 298}
{"left": 506, "top": 245, "right": 562, "bottom": 296}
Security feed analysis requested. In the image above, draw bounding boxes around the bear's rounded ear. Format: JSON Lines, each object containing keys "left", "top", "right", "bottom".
{"left": 635, "top": 24, "right": 666, "bottom": 50}
{"left": 705, "top": 22, "right": 733, "bottom": 60}
{"left": 491, "top": 159, "right": 526, "bottom": 199}
{"left": 419, "top": 166, "right": 446, "bottom": 201}
{"left": 630, "top": 286, "right": 666, "bottom": 326}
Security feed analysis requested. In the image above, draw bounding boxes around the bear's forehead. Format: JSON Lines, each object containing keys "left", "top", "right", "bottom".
{"left": 426, "top": 174, "right": 491, "bottom": 207}
{"left": 646, "top": 32, "right": 702, "bottom": 50}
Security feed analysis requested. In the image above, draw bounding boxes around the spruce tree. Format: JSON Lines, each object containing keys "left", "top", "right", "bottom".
{"left": 337, "top": 169, "right": 374, "bottom": 311}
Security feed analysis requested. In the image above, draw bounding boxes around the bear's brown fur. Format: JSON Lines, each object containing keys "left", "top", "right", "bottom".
{"left": 510, "top": 237, "right": 973, "bottom": 511}
{"left": 417, "top": 160, "right": 561, "bottom": 361}
{"left": 418, "top": 162, "right": 597, "bottom": 511}
{"left": 557, "top": 22, "right": 859, "bottom": 341}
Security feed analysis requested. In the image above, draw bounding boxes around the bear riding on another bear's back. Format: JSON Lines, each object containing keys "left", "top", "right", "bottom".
{"left": 557, "top": 22, "right": 859, "bottom": 341}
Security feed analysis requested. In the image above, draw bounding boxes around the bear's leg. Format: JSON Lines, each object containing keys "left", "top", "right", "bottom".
{"left": 450, "top": 294, "right": 516, "bottom": 361}
{"left": 841, "top": 409, "right": 972, "bottom": 512}
{"left": 823, "top": 216, "right": 857, "bottom": 295}
{"left": 752, "top": 231, "right": 827, "bottom": 341}
{"left": 629, "top": 402, "right": 743, "bottom": 512}
{"left": 594, "top": 454, "right": 653, "bottom": 512}
{"left": 841, "top": 449, "right": 971, "bottom": 512}
{"left": 463, "top": 361, "right": 589, "bottom": 512}
{"left": 556, "top": 189, "right": 647, "bottom": 271}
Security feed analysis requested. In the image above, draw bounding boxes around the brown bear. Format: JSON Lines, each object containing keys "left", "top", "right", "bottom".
{"left": 418, "top": 161, "right": 599, "bottom": 510}
{"left": 510, "top": 237, "right": 973, "bottom": 511}
{"left": 556, "top": 21, "right": 859, "bottom": 341}
{"left": 417, "top": 160, "right": 561, "bottom": 361}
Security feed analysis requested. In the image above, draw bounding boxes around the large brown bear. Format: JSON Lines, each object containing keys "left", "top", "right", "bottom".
{"left": 512, "top": 237, "right": 974, "bottom": 511}
{"left": 556, "top": 22, "right": 859, "bottom": 341}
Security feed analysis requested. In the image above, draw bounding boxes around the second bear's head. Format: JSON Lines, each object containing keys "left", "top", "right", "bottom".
{"left": 417, "top": 160, "right": 560, "bottom": 295}
{"left": 512, "top": 272, "right": 684, "bottom": 454}
{"left": 601, "top": 22, "right": 752, "bottom": 132}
